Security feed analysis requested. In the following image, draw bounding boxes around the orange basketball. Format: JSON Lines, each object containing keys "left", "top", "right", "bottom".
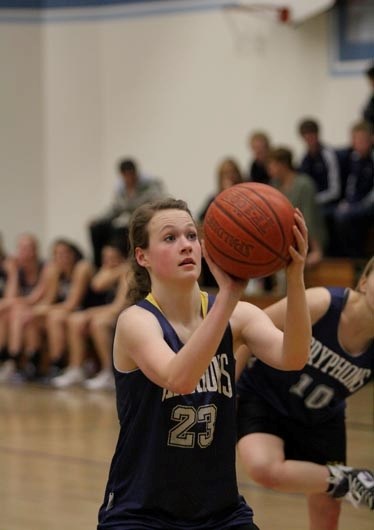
{"left": 203, "top": 182, "right": 296, "bottom": 280}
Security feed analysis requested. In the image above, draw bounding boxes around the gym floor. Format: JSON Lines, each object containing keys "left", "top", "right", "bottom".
{"left": 0, "top": 382, "right": 373, "bottom": 530}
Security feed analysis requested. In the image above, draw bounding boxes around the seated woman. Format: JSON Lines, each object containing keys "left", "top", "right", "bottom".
{"left": 51, "top": 245, "right": 128, "bottom": 390}
{"left": 0, "top": 233, "right": 46, "bottom": 380}
{"left": 16, "top": 239, "right": 94, "bottom": 381}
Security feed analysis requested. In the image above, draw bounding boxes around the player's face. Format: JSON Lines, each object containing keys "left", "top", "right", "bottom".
{"left": 137, "top": 209, "right": 201, "bottom": 283}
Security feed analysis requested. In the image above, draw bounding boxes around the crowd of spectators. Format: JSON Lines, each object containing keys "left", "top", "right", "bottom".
{"left": 0, "top": 63, "right": 373, "bottom": 390}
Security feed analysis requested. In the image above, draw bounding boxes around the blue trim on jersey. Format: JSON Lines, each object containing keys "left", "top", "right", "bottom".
{"left": 98, "top": 294, "right": 253, "bottom": 528}
{"left": 237, "top": 287, "right": 373, "bottom": 425}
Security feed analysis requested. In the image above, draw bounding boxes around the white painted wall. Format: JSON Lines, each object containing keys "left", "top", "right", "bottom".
{"left": 0, "top": 8, "right": 370, "bottom": 258}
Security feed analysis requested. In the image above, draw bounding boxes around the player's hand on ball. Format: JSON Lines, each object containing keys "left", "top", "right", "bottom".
{"left": 201, "top": 240, "right": 248, "bottom": 297}
{"left": 287, "top": 209, "right": 308, "bottom": 273}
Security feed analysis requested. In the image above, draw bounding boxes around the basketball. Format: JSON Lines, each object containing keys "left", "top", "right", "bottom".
{"left": 203, "top": 182, "right": 296, "bottom": 280}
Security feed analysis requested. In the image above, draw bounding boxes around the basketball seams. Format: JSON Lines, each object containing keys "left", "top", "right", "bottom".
{"left": 236, "top": 183, "right": 294, "bottom": 256}
{"left": 203, "top": 182, "right": 294, "bottom": 280}
{"left": 215, "top": 195, "right": 287, "bottom": 262}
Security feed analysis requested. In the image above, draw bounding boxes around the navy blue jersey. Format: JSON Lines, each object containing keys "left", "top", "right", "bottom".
{"left": 98, "top": 293, "right": 253, "bottom": 529}
{"left": 238, "top": 288, "right": 373, "bottom": 425}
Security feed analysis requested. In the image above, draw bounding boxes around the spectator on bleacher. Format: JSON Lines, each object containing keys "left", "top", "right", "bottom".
{"left": 50, "top": 243, "right": 128, "bottom": 389}
{"left": 197, "top": 157, "right": 243, "bottom": 287}
{"left": 88, "top": 158, "right": 166, "bottom": 268}
{"left": 267, "top": 147, "right": 327, "bottom": 268}
{"left": 297, "top": 118, "right": 341, "bottom": 212}
{"left": 0, "top": 233, "right": 45, "bottom": 379}
{"left": 362, "top": 62, "right": 374, "bottom": 129}
{"left": 12, "top": 239, "right": 94, "bottom": 381}
{"left": 246, "top": 130, "right": 271, "bottom": 184}
{"left": 333, "top": 121, "right": 374, "bottom": 258}
{"left": 0, "top": 233, "right": 17, "bottom": 301}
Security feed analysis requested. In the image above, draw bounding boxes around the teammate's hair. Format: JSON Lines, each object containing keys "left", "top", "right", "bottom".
{"left": 355, "top": 256, "right": 374, "bottom": 292}
{"left": 127, "top": 197, "right": 194, "bottom": 305}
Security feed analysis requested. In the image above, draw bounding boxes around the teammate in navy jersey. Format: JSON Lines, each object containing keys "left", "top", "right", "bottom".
{"left": 97, "top": 197, "right": 310, "bottom": 530}
{"left": 237, "top": 256, "right": 374, "bottom": 530}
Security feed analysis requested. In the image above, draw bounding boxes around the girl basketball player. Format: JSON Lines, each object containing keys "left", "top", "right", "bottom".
{"left": 237, "top": 256, "right": 374, "bottom": 530}
{"left": 98, "top": 197, "right": 310, "bottom": 530}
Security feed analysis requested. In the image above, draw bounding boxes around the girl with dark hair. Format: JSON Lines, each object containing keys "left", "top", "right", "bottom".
{"left": 97, "top": 196, "right": 310, "bottom": 529}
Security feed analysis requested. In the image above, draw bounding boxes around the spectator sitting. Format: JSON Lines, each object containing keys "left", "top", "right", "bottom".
{"left": 88, "top": 158, "right": 166, "bottom": 268}
{"left": 298, "top": 118, "right": 341, "bottom": 209}
{"left": 267, "top": 147, "right": 327, "bottom": 269}
{"left": 197, "top": 157, "right": 243, "bottom": 288}
{"left": 0, "top": 233, "right": 45, "bottom": 379}
{"left": 0, "top": 233, "right": 17, "bottom": 302}
{"left": 333, "top": 121, "right": 374, "bottom": 258}
{"left": 13, "top": 239, "right": 95, "bottom": 381}
{"left": 246, "top": 130, "right": 271, "bottom": 184}
{"left": 50, "top": 243, "right": 129, "bottom": 389}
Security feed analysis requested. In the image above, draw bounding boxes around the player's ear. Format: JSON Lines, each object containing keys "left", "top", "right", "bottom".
{"left": 135, "top": 247, "right": 148, "bottom": 267}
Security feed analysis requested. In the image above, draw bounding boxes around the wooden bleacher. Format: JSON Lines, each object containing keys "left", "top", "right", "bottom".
{"left": 303, "top": 257, "right": 360, "bottom": 289}
{"left": 201, "top": 258, "right": 366, "bottom": 310}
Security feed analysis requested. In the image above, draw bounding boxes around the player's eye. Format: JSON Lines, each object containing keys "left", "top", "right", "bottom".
{"left": 187, "top": 232, "right": 198, "bottom": 241}
{"left": 164, "top": 234, "right": 175, "bottom": 242}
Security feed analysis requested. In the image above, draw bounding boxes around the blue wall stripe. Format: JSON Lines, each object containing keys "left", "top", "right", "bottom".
{"left": 0, "top": 0, "right": 232, "bottom": 22}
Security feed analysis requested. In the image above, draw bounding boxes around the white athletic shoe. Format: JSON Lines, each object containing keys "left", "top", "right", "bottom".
{"left": 328, "top": 465, "right": 374, "bottom": 510}
{"left": 50, "top": 366, "right": 86, "bottom": 388}
{"left": 84, "top": 370, "right": 115, "bottom": 391}
{"left": 0, "top": 360, "right": 16, "bottom": 382}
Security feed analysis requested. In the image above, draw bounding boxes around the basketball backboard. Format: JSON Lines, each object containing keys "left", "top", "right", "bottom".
{"left": 224, "top": 0, "right": 336, "bottom": 25}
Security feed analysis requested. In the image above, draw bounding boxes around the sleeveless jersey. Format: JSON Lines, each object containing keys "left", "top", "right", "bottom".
{"left": 237, "top": 287, "right": 373, "bottom": 425}
{"left": 98, "top": 292, "right": 253, "bottom": 529}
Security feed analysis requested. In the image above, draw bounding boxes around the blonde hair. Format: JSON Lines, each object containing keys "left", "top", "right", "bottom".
{"left": 355, "top": 256, "right": 374, "bottom": 291}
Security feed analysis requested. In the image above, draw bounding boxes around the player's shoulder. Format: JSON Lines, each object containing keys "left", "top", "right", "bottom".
{"left": 117, "top": 302, "right": 161, "bottom": 331}
{"left": 232, "top": 298, "right": 265, "bottom": 323}
{"left": 305, "top": 286, "right": 332, "bottom": 323}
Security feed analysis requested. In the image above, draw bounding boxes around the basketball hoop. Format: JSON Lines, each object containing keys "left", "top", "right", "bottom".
{"left": 223, "top": 2, "right": 292, "bottom": 54}
{"left": 224, "top": 3, "right": 291, "bottom": 24}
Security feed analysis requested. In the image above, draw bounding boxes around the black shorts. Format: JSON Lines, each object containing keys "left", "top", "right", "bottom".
{"left": 237, "top": 392, "right": 346, "bottom": 465}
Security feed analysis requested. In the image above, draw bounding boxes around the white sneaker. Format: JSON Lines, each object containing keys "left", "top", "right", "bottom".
{"left": 84, "top": 370, "right": 115, "bottom": 391}
{"left": 51, "top": 366, "right": 86, "bottom": 388}
{"left": 0, "top": 360, "right": 16, "bottom": 382}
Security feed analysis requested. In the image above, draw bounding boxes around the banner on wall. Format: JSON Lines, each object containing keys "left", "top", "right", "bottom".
{"left": 330, "top": 0, "right": 374, "bottom": 75}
